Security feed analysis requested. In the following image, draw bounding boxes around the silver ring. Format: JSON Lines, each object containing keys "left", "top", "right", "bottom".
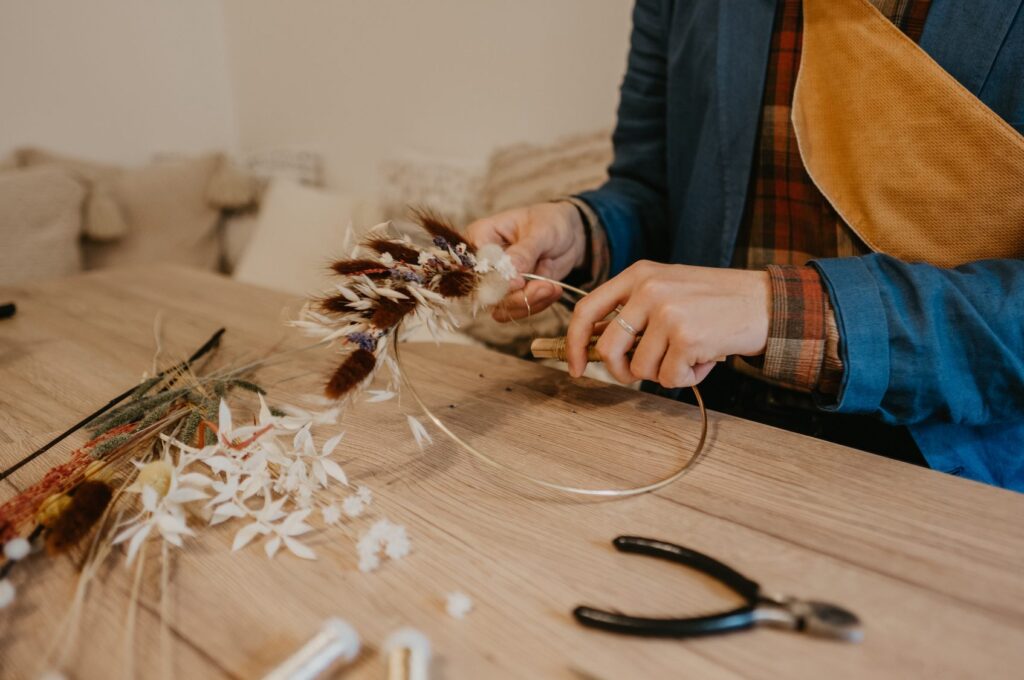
{"left": 616, "top": 315, "right": 639, "bottom": 336}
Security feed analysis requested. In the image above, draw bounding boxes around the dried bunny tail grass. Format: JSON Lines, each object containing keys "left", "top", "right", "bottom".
{"left": 365, "top": 237, "right": 420, "bottom": 263}
{"left": 412, "top": 207, "right": 473, "bottom": 252}
{"left": 319, "top": 293, "right": 356, "bottom": 315}
{"left": 45, "top": 480, "right": 113, "bottom": 555}
{"left": 370, "top": 293, "right": 418, "bottom": 328}
{"left": 438, "top": 270, "right": 477, "bottom": 298}
{"left": 326, "top": 348, "right": 378, "bottom": 400}
{"left": 330, "top": 259, "right": 391, "bottom": 277}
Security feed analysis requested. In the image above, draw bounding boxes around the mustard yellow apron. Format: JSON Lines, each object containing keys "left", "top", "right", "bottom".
{"left": 793, "top": 0, "right": 1024, "bottom": 267}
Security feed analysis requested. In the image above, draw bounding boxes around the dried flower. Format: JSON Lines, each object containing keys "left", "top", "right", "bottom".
{"left": 3, "top": 537, "right": 31, "bottom": 561}
{"left": 299, "top": 213, "right": 514, "bottom": 402}
{"left": 446, "top": 591, "right": 473, "bottom": 619}
{"left": 341, "top": 485, "right": 372, "bottom": 518}
{"left": 357, "top": 519, "right": 410, "bottom": 572}
{"left": 322, "top": 504, "right": 342, "bottom": 526}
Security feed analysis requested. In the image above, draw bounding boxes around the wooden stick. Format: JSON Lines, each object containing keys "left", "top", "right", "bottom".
{"left": 531, "top": 336, "right": 726, "bottom": 363}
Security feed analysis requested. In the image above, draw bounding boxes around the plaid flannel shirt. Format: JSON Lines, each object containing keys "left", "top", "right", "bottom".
{"left": 568, "top": 0, "right": 931, "bottom": 395}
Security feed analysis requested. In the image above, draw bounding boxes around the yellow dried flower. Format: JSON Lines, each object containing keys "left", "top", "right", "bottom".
{"left": 36, "top": 493, "right": 72, "bottom": 527}
{"left": 137, "top": 459, "right": 173, "bottom": 498}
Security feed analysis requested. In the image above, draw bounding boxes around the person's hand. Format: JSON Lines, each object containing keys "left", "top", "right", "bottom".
{"left": 465, "top": 202, "right": 586, "bottom": 321}
{"left": 566, "top": 261, "right": 771, "bottom": 388}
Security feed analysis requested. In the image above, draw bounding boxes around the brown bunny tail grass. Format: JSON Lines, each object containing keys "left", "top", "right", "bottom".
{"left": 45, "top": 480, "right": 113, "bottom": 555}
{"left": 412, "top": 208, "right": 474, "bottom": 253}
{"left": 366, "top": 237, "right": 421, "bottom": 263}
{"left": 330, "top": 259, "right": 392, "bottom": 277}
{"left": 325, "top": 348, "right": 377, "bottom": 400}
{"left": 438, "top": 270, "right": 477, "bottom": 298}
{"left": 370, "top": 293, "right": 418, "bottom": 328}
{"left": 319, "top": 294, "right": 356, "bottom": 315}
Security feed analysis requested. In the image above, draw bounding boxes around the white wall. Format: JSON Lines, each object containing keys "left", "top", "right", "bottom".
{"left": 0, "top": 1, "right": 632, "bottom": 191}
{"left": 0, "top": 0, "right": 237, "bottom": 166}
{"left": 221, "top": 0, "right": 632, "bottom": 195}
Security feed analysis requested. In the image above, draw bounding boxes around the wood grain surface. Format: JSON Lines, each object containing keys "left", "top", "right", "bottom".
{"left": 1, "top": 265, "right": 1022, "bottom": 679}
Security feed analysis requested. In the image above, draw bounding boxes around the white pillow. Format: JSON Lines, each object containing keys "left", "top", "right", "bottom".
{"left": 233, "top": 179, "right": 367, "bottom": 296}
{"left": 0, "top": 167, "right": 85, "bottom": 285}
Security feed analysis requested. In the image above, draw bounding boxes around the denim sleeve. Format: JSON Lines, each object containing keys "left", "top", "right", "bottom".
{"left": 812, "top": 254, "right": 1024, "bottom": 426}
{"left": 575, "top": 0, "right": 670, "bottom": 277}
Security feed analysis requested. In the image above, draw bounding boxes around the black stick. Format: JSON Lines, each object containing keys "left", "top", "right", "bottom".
{"left": 0, "top": 328, "right": 225, "bottom": 482}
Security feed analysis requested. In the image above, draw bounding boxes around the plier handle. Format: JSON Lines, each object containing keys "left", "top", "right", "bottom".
{"left": 574, "top": 536, "right": 862, "bottom": 642}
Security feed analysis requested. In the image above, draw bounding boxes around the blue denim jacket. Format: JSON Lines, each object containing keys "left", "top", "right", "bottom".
{"left": 577, "top": 0, "right": 1024, "bottom": 491}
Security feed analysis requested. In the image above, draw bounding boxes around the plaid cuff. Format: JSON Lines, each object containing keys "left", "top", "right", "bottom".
{"left": 818, "top": 300, "right": 844, "bottom": 396}
{"left": 763, "top": 265, "right": 844, "bottom": 392}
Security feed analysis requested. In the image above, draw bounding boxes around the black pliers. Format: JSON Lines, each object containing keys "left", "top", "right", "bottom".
{"left": 574, "top": 536, "right": 862, "bottom": 642}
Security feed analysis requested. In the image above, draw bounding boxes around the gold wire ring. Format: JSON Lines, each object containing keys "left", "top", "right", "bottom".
{"left": 392, "top": 273, "right": 709, "bottom": 498}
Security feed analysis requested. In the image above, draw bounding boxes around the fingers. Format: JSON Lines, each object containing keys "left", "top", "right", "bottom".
{"left": 629, "top": 323, "right": 668, "bottom": 382}
{"left": 657, "top": 346, "right": 717, "bottom": 389}
{"left": 491, "top": 280, "right": 562, "bottom": 321}
{"left": 692, "top": 361, "right": 716, "bottom": 385}
{"left": 565, "top": 275, "right": 635, "bottom": 377}
{"left": 503, "top": 242, "right": 543, "bottom": 286}
{"left": 464, "top": 217, "right": 508, "bottom": 248}
{"left": 594, "top": 306, "right": 647, "bottom": 384}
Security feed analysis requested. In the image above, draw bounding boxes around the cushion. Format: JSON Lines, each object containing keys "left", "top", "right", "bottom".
{"left": 232, "top": 179, "right": 362, "bottom": 296}
{"left": 0, "top": 167, "right": 85, "bottom": 285}
{"left": 82, "top": 153, "right": 224, "bottom": 271}
{"left": 17, "top": 147, "right": 128, "bottom": 241}
{"left": 0, "top": 153, "right": 17, "bottom": 174}
{"left": 477, "top": 129, "right": 613, "bottom": 216}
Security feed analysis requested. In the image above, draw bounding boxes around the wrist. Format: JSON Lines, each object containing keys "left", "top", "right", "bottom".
{"left": 551, "top": 199, "right": 589, "bottom": 271}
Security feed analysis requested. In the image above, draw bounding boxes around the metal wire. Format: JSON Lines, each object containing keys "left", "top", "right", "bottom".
{"left": 394, "top": 274, "right": 708, "bottom": 497}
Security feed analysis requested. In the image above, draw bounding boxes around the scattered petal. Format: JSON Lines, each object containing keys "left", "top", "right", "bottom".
{"left": 407, "top": 415, "right": 432, "bottom": 450}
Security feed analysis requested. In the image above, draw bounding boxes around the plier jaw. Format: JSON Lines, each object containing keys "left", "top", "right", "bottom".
{"left": 574, "top": 536, "right": 862, "bottom": 643}
{"left": 753, "top": 594, "right": 863, "bottom": 642}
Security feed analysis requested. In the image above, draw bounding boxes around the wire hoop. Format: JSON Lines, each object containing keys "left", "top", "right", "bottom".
{"left": 393, "top": 274, "right": 709, "bottom": 498}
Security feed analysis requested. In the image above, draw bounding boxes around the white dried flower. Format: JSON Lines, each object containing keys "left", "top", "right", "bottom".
{"left": 356, "top": 519, "right": 410, "bottom": 572}
{"left": 407, "top": 415, "right": 432, "bottom": 450}
{"left": 322, "top": 504, "right": 342, "bottom": 526}
{"left": 3, "top": 537, "right": 31, "bottom": 561}
{"left": 446, "top": 591, "right": 473, "bottom": 619}
{"left": 341, "top": 485, "right": 372, "bottom": 518}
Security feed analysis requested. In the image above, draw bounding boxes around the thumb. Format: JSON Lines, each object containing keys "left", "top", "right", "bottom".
{"left": 503, "top": 240, "right": 543, "bottom": 279}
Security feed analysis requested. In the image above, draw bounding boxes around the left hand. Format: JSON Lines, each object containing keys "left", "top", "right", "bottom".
{"left": 566, "top": 261, "right": 771, "bottom": 388}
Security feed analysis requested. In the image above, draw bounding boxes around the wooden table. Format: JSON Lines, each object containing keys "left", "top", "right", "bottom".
{"left": 1, "top": 266, "right": 1023, "bottom": 679}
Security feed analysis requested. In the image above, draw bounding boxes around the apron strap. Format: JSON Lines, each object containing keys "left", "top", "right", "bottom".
{"left": 793, "top": 0, "right": 1024, "bottom": 267}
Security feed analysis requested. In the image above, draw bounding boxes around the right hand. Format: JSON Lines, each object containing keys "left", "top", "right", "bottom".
{"left": 465, "top": 202, "right": 587, "bottom": 321}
